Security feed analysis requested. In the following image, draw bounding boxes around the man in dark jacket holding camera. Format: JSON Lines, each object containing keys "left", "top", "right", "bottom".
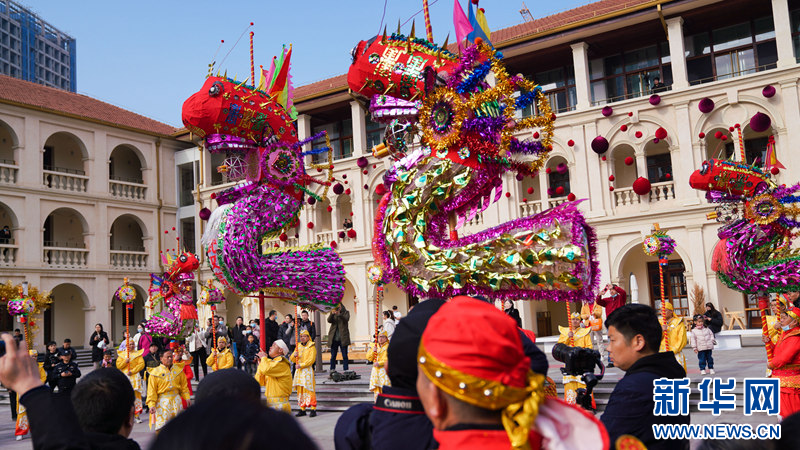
{"left": 327, "top": 304, "right": 351, "bottom": 371}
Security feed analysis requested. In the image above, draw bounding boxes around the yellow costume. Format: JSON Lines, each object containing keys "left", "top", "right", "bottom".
{"left": 15, "top": 359, "right": 47, "bottom": 437}
{"left": 659, "top": 302, "right": 688, "bottom": 370}
{"left": 146, "top": 364, "right": 190, "bottom": 430}
{"left": 557, "top": 320, "right": 593, "bottom": 406}
{"left": 291, "top": 332, "right": 317, "bottom": 412}
{"left": 255, "top": 355, "right": 293, "bottom": 413}
{"left": 206, "top": 348, "right": 234, "bottom": 372}
{"left": 367, "top": 336, "right": 390, "bottom": 399}
{"left": 116, "top": 348, "right": 146, "bottom": 417}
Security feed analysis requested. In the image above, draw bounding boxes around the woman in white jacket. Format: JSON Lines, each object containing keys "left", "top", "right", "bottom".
{"left": 690, "top": 315, "right": 716, "bottom": 375}
{"left": 381, "top": 311, "right": 395, "bottom": 338}
{"left": 187, "top": 326, "right": 208, "bottom": 378}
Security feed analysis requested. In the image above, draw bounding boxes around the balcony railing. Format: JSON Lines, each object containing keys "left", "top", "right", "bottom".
{"left": 43, "top": 170, "right": 88, "bottom": 192}
{"left": 649, "top": 181, "right": 676, "bottom": 202}
{"left": 548, "top": 198, "right": 569, "bottom": 209}
{"left": 0, "top": 161, "right": 17, "bottom": 184}
{"left": 263, "top": 236, "right": 299, "bottom": 250}
{"left": 43, "top": 246, "right": 88, "bottom": 268}
{"left": 109, "top": 179, "right": 147, "bottom": 201}
{"left": 314, "top": 229, "right": 357, "bottom": 248}
{"left": 613, "top": 186, "right": 642, "bottom": 207}
{"left": 315, "top": 230, "right": 336, "bottom": 245}
{"left": 689, "top": 63, "right": 777, "bottom": 86}
{"left": 613, "top": 180, "right": 676, "bottom": 208}
{"left": 0, "top": 242, "right": 17, "bottom": 266}
{"left": 110, "top": 250, "right": 148, "bottom": 270}
{"left": 519, "top": 201, "right": 544, "bottom": 217}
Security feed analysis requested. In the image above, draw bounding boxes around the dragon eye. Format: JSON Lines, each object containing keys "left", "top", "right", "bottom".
{"left": 700, "top": 161, "right": 710, "bottom": 176}
{"left": 209, "top": 81, "right": 223, "bottom": 97}
{"left": 179, "top": 254, "right": 188, "bottom": 263}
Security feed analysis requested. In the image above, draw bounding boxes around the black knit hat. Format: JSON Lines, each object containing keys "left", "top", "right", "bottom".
{"left": 386, "top": 298, "right": 446, "bottom": 389}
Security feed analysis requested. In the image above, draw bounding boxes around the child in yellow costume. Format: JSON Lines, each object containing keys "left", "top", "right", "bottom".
{"left": 14, "top": 350, "right": 47, "bottom": 440}
{"left": 291, "top": 329, "right": 317, "bottom": 417}
{"left": 116, "top": 340, "right": 146, "bottom": 424}
{"left": 146, "top": 349, "right": 191, "bottom": 431}
{"left": 255, "top": 339, "right": 293, "bottom": 413}
{"left": 557, "top": 312, "right": 594, "bottom": 407}
{"left": 206, "top": 336, "right": 234, "bottom": 372}
{"left": 659, "top": 301, "right": 687, "bottom": 370}
{"left": 367, "top": 330, "right": 390, "bottom": 400}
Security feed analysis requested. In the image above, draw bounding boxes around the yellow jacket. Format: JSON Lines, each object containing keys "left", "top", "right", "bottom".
{"left": 146, "top": 364, "right": 190, "bottom": 409}
{"left": 115, "top": 349, "right": 145, "bottom": 375}
{"left": 366, "top": 342, "right": 389, "bottom": 368}
{"left": 767, "top": 315, "right": 783, "bottom": 345}
{"left": 557, "top": 326, "right": 592, "bottom": 349}
{"left": 292, "top": 341, "right": 317, "bottom": 369}
{"left": 206, "top": 348, "right": 234, "bottom": 371}
{"left": 659, "top": 316, "right": 688, "bottom": 353}
{"left": 255, "top": 356, "right": 292, "bottom": 399}
{"left": 37, "top": 362, "right": 46, "bottom": 382}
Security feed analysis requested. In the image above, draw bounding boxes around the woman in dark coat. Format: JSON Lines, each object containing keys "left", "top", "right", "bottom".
{"left": 503, "top": 300, "right": 522, "bottom": 328}
{"left": 89, "top": 323, "right": 110, "bottom": 369}
{"left": 704, "top": 303, "right": 724, "bottom": 334}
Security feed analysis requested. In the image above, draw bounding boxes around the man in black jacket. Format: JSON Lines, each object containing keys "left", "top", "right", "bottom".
{"left": 72, "top": 369, "right": 142, "bottom": 449}
{"left": 298, "top": 310, "right": 315, "bottom": 343}
{"left": 43, "top": 341, "right": 60, "bottom": 391}
{"left": 231, "top": 316, "right": 247, "bottom": 369}
{"left": 265, "top": 310, "right": 280, "bottom": 350}
{"left": 601, "top": 304, "right": 689, "bottom": 450}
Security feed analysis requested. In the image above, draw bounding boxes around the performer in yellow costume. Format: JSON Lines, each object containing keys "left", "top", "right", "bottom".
{"left": 206, "top": 336, "right": 234, "bottom": 372}
{"left": 766, "top": 295, "right": 790, "bottom": 376}
{"left": 367, "top": 330, "right": 390, "bottom": 400}
{"left": 557, "top": 312, "right": 593, "bottom": 407}
{"left": 291, "top": 329, "right": 317, "bottom": 417}
{"left": 255, "top": 339, "right": 293, "bottom": 413}
{"left": 659, "top": 301, "right": 687, "bottom": 370}
{"left": 14, "top": 350, "right": 47, "bottom": 440}
{"left": 116, "top": 340, "right": 145, "bottom": 424}
{"left": 146, "top": 349, "right": 191, "bottom": 431}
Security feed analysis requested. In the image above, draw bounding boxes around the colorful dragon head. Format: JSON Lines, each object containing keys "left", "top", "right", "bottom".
{"left": 350, "top": 36, "right": 599, "bottom": 302}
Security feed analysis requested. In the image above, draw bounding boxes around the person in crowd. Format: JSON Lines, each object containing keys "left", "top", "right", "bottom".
{"left": 147, "top": 348, "right": 191, "bottom": 431}
{"left": 187, "top": 324, "right": 208, "bottom": 378}
{"left": 587, "top": 303, "right": 605, "bottom": 356}
{"left": 596, "top": 283, "right": 627, "bottom": 366}
{"left": 765, "top": 306, "right": 800, "bottom": 419}
{"left": 788, "top": 291, "right": 800, "bottom": 308}
{"left": 204, "top": 316, "right": 227, "bottom": 352}
{"left": 393, "top": 305, "right": 401, "bottom": 322}
{"left": 266, "top": 310, "right": 280, "bottom": 349}
{"left": 50, "top": 347, "right": 81, "bottom": 397}
{"left": 172, "top": 344, "right": 194, "bottom": 399}
{"left": 292, "top": 329, "right": 317, "bottom": 417}
{"left": 367, "top": 330, "right": 390, "bottom": 400}
{"left": 142, "top": 341, "right": 161, "bottom": 412}
{"left": 61, "top": 338, "right": 78, "bottom": 361}
{"left": 651, "top": 76, "right": 667, "bottom": 93}
{"left": 417, "top": 296, "right": 607, "bottom": 449}
{"left": 73, "top": 368, "right": 142, "bottom": 449}
{"left": 89, "top": 323, "right": 110, "bottom": 370}
{"left": 255, "top": 339, "right": 293, "bottom": 413}
{"left": 343, "top": 218, "right": 353, "bottom": 230}
{"left": 659, "top": 301, "right": 688, "bottom": 370}
{"left": 243, "top": 333, "right": 260, "bottom": 375}
{"left": 503, "top": 300, "right": 522, "bottom": 327}
{"left": 116, "top": 337, "right": 146, "bottom": 424}
{"left": 334, "top": 298, "right": 445, "bottom": 450}
{"left": 690, "top": 314, "right": 716, "bottom": 375}
{"left": 118, "top": 330, "right": 135, "bottom": 353}
{"left": 0, "top": 225, "right": 10, "bottom": 244}
{"left": 381, "top": 310, "right": 396, "bottom": 338}
{"left": 249, "top": 319, "right": 260, "bottom": 338}
{"left": 42, "top": 341, "right": 60, "bottom": 391}
{"left": 231, "top": 316, "right": 247, "bottom": 370}
{"left": 13, "top": 350, "right": 46, "bottom": 441}
{"left": 328, "top": 303, "right": 351, "bottom": 371}
{"left": 136, "top": 321, "right": 154, "bottom": 356}
{"left": 601, "top": 303, "right": 689, "bottom": 449}
{"left": 703, "top": 302, "right": 724, "bottom": 335}
{"left": 206, "top": 336, "right": 234, "bottom": 372}
{"left": 101, "top": 349, "right": 115, "bottom": 368}
{"left": 279, "top": 314, "right": 296, "bottom": 354}
{"left": 557, "top": 311, "right": 594, "bottom": 407}
{"left": 298, "top": 310, "right": 316, "bottom": 341}
{"left": 13, "top": 328, "right": 23, "bottom": 343}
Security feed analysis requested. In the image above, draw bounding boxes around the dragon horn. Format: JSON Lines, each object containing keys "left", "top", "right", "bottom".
{"left": 381, "top": 26, "right": 387, "bottom": 44}
{"left": 410, "top": 20, "right": 416, "bottom": 39}
{"left": 397, "top": 19, "right": 401, "bottom": 35}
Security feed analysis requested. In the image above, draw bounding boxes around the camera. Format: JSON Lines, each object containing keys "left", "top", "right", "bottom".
{"left": 552, "top": 343, "right": 605, "bottom": 411}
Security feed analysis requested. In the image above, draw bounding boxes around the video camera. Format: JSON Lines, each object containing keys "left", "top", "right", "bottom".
{"left": 552, "top": 343, "right": 605, "bottom": 411}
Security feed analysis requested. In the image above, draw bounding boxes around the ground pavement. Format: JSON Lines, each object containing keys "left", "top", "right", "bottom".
{"left": 0, "top": 345, "right": 781, "bottom": 449}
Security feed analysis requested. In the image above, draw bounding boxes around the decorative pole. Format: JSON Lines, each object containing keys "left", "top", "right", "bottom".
{"left": 566, "top": 301, "right": 574, "bottom": 346}
{"left": 294, "top": 304, "right": 299, "bottom": 356}
{"left": 422, "top": 0, "right": 434, "bottom": 42}
{"left": 758, "top": 293, "right": 775, "bottom": 361}
{"left": 115, "top": 278, "right": 137, "bottom": 348}
{"left": 258, "top": 290, "right": 266, "bottom": 351}
{"left": 643, "top": 224, "right": 676, "bottom": 352}
{"left": 249, "top": 30, "right": 255, "bottom": 88}
{"left": 368, "top": 264, "right": 385, "bottom": 361}
{"left": 8, "top": 286, "right": 34, "bottom": 352}
{"left": 199, "top": 280, "right": 225, "bottom": 369}
{"left": 736, "top": 123, "right": 746, "bottom": 163}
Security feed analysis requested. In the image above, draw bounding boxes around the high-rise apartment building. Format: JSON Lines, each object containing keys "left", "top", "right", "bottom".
{"left": 0, "top": 0, "right": 76, "bottom": 92}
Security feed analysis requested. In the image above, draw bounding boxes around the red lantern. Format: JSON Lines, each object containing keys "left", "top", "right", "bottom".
{"left": 375, "top": 184, "right": 388, "bottom": 196}
{"left": 279, "top": 233, "right": 288, "bottom": 242}
{"left": 505, "top": 192, "right": 511, "bottom": 198}
{"left": 632, "top": 177, "right": 652, "bottom": 196}
{"left": 609, "top": 186, "right": 614, "bottom": 191}
{"left": 635, "top": 131, "right": 643, "bottom": 139}
{"left": 555, "top": 186, "right": 565, "bottom": 195}
{"left": 699, "top": 132, "right": 705, "bottom": 139}
{"left": 327, "top": 206, "right": 333, "bottom": 212}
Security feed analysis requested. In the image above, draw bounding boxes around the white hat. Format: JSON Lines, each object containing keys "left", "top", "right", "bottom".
{"left": 274, "top": 339, "right": 289, "bottom": 355}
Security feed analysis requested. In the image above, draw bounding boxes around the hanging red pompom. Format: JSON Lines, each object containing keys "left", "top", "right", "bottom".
{"left": 338, "top": 231, "right": 346, "bottom": 239}
{"left": 333, "top": 183, "right": 344, "bottom": 195}
{"left": 567, "top": 139, "right": 575, "bottom": 146}
{"left": 620, "top": 124, "right": 628, "bottom": 132}
{"left": 199, "top": 208, "right": 211, "bottom": 220}
{"left": 632, "top": 177, "right": 652, "bottom": 195}
{"left": 627, "top": 112, "right": 633, "bottom": 117}
{"left": 307, "top": 222, "right": 314, "bottom": 229}
{"left": 609, "top": 175, "right": 615, "bottom": 182}
{"left": 601, "top": 156, "right": 607, "bottom": 161}
{"left": 375, "top": 184, "right": 388, "bottom": 196}
{"left": 555, "top": 186, "right": 565, "bottom": 195}
{"left": 567, "top": 193, "right": 576, "bottom": 201}
{"left": 342, "top": 174, "right": 347, "bottom": 179}
{"left": 714, "top": 131, "right": 723, "bottom": 139}
{"left": 655, "top": 127, "right": 668, "bottom": 140}
{"left": 347, "top": 229, "right": 357, "bottom": 239}
{"left": 699, "top": 132, "right": 706, "bottom": 139}
{"left": 635, "top": 131, "right": 643, "bottom": 138}
{"left": 728, "top": 126, "right": 735, "bottom": 132}
{"left": 522, "top": 198, "right": 528, "bottom": 202}
{"left": 624, "top": 156, "right": 634, "bottom": 166}
{"left": 505, "top": 192, "right": 511, "bottom": 198}
{"left": 345, "top": 188, "right": 352, "bottom": 195}
{"left": 721, "top": 135, "right": 727, "bottom": 141}
{"left": 771, "top": 167, "right": 780, "bottom": 175}
{"left": 364, "top": 184, "right": 369, "bottom": 190}
{"left": 327, "top": 206, "right": 333, "bottom": 212}
{"left": 330, "top": 241, "right": 337, "bottom": 249}
{"left": 545, "top": 168, "right": 551, "bottom": 174}
{"left": 279, "top": 233, "right": 288, "bottom": 242}
{"left": 609, "top": 186, "right": 614, "bottom": 191}
{"left": 665, "top": 173, "right": 672, "bottom": 180}
{"left": 363, "top": 170, "right": 369, "bottom": 175}
{"left": 350, "top": 212, "right": 354, "bottom": 216}
{"left": 373, "top": 164, "right": 377, "bottom": 169}
{"left": 307, "top": 197, "right": 316, "bottom": 205}
{"left": 527, "top": 187, "right": 534, "bottom": 194}
{"left": 533, "top": 132, "right": 540, "bottom": 139}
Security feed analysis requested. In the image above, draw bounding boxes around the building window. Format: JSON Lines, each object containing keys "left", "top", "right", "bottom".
{"left": 686, "top": 16, "right": 777, "bottom": 85}
{"left": 311, "top": 119, "right": 353, "bottom": 163}
{"left": 366, "top": 116, "right": 384, "bottom": 150}
{"left": 590, "top": 43, "right": 671, "bottom": 105}
{"left": 723, "top": 137, "right": 770, "bottom": 166}
{"left": 792, "top": 8, "right": 800, "bottom": 61}
{"left": 646, "top": 153, "right": 673, "bottom": 183}
{"left": 548, "top": 169, "right": 570, "bottom": 197}
{"left": 648, "top": 260, "right": 688, "bottom": 318}
{"left": 523, "top": 66, "right": 577, "bottom": 115}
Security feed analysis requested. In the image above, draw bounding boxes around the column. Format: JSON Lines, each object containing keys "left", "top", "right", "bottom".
{"left": 780, "top": 79, "right": 800, "bottom": 173}
{"left": 297, "top": 114, "right": 312, "bottom": 165}
{"left": 583, "top": 123, "right": 606, "bottom": 216}
{"left": 538, "top": 169, "right": 548, "bottom": 210}
{"left": 570, "top": 42, "right": 591, "bottom": 110}
{"left": 351, "top": 101, "right": 367, "bottom": 155}
{"left": 686, "top": 225, "right": 709, "bottom": 298}
{"left": 675, "top": 102, "right": 702, "bottom": 204}
{"left": 666, "top": 17, "right": 689, "bottom": 90}
{"left": 772, "top": 0, "right": 796, "bottom": 69}
{"left": 596, "top": 236, "right": 612, "bottom": 286}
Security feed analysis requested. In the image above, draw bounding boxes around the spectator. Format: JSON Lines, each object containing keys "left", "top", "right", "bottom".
{"left": 601, "top": 303, "right": 689, "bottom": 449}
{"left": 13, "top": 328, "right": 22, "bottom": 343}
{"left": 142, "top": 342, "right": 160, "bottom": 412}
{"left": 147, "top": 349, "right": 191, "bottom": 431}
{"left": 690, "top": 314, "right": 716, "bottom": 375}
{"left": 327, "top": 304, "right": 351, "bottom": 371}
{"left": 298, "top": 310, "right": 316, "bottom": 342}
{"left": 596, "top": 283, "right": 627, "bottom": 367}
{"left": 265, "top": 310, "right": 280, "bottom": 349}
{"left": 187, "top": 324, "right": 208, "bottom": 378}
{"left": 243, "top": 333, "right": 260, "bottom": 375}
{"left": 651, "top": 76, "right": 667, "bottom": 93}
{"left": 72, "top": 368, "right": 142, "bottom": 449}
{"left": 231, "top": 316, "right": 246, "bottom": 370}
{"left": 89, "top": 324, "right": 110, "bottom": 369}
{"left": 279, "top": 314, "right": 296, "bottom": 354}
{"left": 0, "top": 225, "right": 10, "bottom": 243}
{"left": 249, "top": 319, "right": 260, "bottom": 339}
{"left": 392, "top": 305, "right": 402, "bottom": 322}
{"left": 205, "top": 316, "right": 228, "bottom": 351}
{"left": 382, "top": 310, "right": 396, "bottom": 338}
{"left": 704, "top": 302, "right": 724, "bottom": 335}
{"left": 50, "top": 348, "right": 81, "bottom": 397}
{"left": 101, "top": 349, "right": 115, "bottom": 368}
{"left": 503, "top": 300, "right": 522, "bottom": 327}
{"left": 61, "top": 338, "right": 78, "bottom": 362}
{"left": 135, "top": 322, "right": 154, "bottom": 356}
{"left": 42, "top": 341, "right": 60, "bottom": 391}
{"left": 343, "top": 218, "right": 353, "bottom": 230}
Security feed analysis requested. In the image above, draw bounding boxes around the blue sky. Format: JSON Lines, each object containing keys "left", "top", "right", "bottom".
{"left": 28, "top": 0, "right": 592, "bottom": 127}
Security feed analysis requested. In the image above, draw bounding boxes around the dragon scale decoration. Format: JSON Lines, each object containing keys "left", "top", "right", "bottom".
{"left": 183, "top": 69, "right": 345, "bottom": 312}
{"left": 349, "top": 35, "right": 600, "bottom": 302}
{"left": 690, "top": 157, "right": 800, "bottom": 293}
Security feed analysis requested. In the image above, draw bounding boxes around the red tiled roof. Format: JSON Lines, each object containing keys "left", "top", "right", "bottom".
{"left": 0, "top": 75, "right": 178, "bottom": 136}
{"left": 295, "top": 0, "right": 664, "bottom": 101}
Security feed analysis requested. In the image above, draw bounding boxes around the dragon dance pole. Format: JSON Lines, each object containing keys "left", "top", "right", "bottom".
{"left": 249, "top": 31, "right": 255, "bottom": 88}
{"left": 258, "top": 290, "right": 266, "bottom": 352}
{"left": 659, "top": 259, "right": 669, "bottom": 352}
{"left": 422, "top": 0, "right": 434, "bottom": 42}
{"left": 566, "top": 301, "right": 574, "bottom": 347}
{"left": 374, "top": 284, "right": 383, "bottom": 362}
{"left": 758, "top": 293, "right": 774, "bottom": 361}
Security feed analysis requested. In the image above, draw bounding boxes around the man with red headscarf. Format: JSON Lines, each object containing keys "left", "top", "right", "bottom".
{"left": 767, "top": 305, "right": 800, "bottom": 418}
{"left": 416, "top": 296, "right": 607, "bottom": 449}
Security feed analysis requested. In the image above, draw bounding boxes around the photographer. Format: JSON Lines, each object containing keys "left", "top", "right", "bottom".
{"left": 557, "top": 312, "right": 594, "bottom": 408}
{"left": 601, "top": 304, "right": 689, "bottom": 450}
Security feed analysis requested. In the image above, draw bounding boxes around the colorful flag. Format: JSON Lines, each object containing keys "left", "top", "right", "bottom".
{"left": 269, "top": 45, "right": 292, "bottom": 96}
{"left": 257, "top": 56, "right": 276, "bottom": 92}
{"left": 467, "top": 2, "right": 491, "bottom": 45}
{"left": 765, "top": 137, "right": 785, "bottom": 170}
{"left": 453, "top": 0, "right": 473, "bottom": 51}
